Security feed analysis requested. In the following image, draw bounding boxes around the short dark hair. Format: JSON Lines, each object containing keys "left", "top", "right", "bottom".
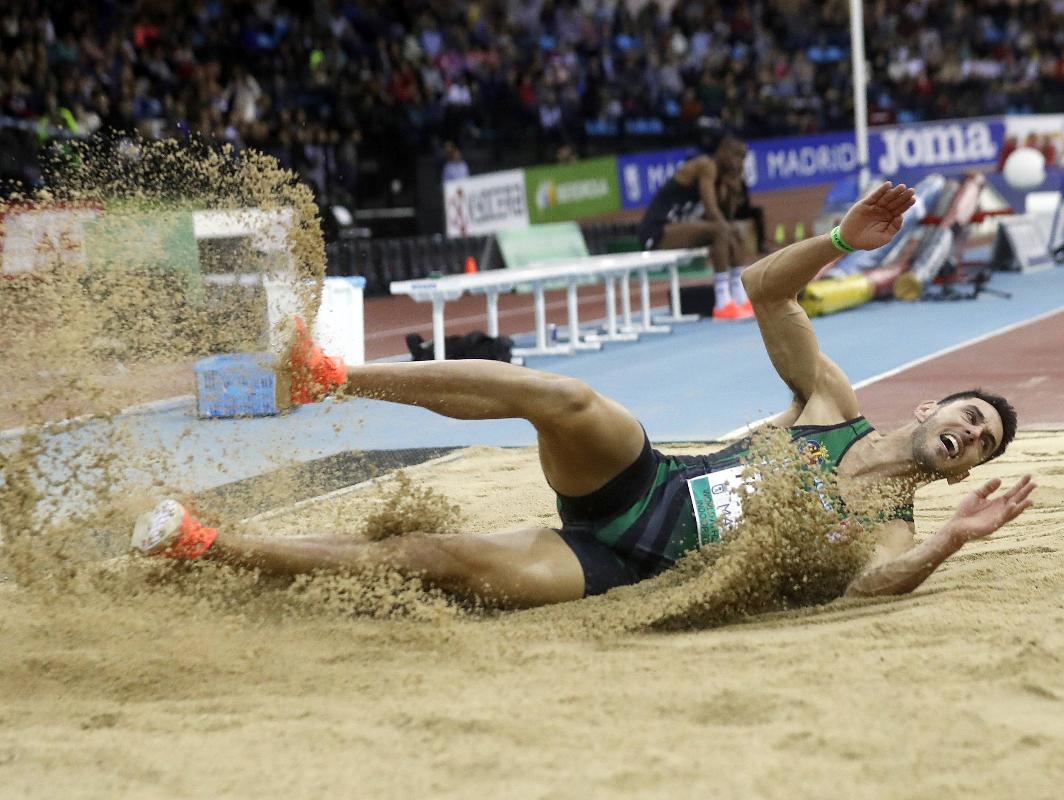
{"left": 938, "top": 389, "right": 1017, "bottom": 461}
{"left": 717, "top": 135, "right": 746, "bottom": 155}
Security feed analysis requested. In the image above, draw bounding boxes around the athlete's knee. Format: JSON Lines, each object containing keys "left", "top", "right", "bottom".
{"left": 423, "top": 535, "right": 512, "bottom": 593}
{"left": 424, "top": 532, "right": 577, "bottom": 606}
{"left": 383, "top": 533, "right": 476, "bottom": 583}
{"left": 707, "top": 224, "right": 730, "bottom": 242}
{"left": 531, "top": 375, "right": 597, "bottom": 421}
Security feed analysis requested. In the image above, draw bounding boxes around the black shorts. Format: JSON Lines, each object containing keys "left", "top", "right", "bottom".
{"left": 635, "top": 220, "right": 664, "bottom": 251}
{"left": 554, "top": 434, "right": 660, "bottom": 597}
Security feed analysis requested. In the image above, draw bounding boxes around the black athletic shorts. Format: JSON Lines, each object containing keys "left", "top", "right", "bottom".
{"left": 635, "top": 220, "right": 664, "bottom": 251}
{"left": 554, "top": 434, "right": 659, "bottom": 597}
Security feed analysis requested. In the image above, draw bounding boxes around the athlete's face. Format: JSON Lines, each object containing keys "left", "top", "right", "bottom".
{"left": 716, "top": 140, "right": 746, "bottom": 175}
{"left": 910, "top": 398, "right": 1005, "bottom": 481}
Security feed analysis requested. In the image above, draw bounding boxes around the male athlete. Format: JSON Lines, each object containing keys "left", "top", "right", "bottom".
{"left": 133, "top": 182, "right": 1035, "bottom": 607}
{"left": 637, "top": 118, "right": 752, "bottom": 319}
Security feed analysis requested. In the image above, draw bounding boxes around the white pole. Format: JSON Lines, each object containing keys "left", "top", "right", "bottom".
{"left": 432, "top": 298, "right": 447, "bottom": 361}
{"left": 533, "top": 284, "right": 548, "bottom": 350}
{"left": 566, "top": 281, "right": 582, "bottom": 347}
{"left": 850, "top": 0, "right": 871, "bottom": 191}
{"left": 485, "top": 290, "right": 500, "bottom": 337}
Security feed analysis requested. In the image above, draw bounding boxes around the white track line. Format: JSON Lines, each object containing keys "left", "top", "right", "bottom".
{"left": 849, "top": 304, "right": 1064, "bottom": 390}
{"left": 1, "top": 394, "right": 195, "bottom": 441}
{"left": 718, "top": 304, "right": 1064, "bottom": 442}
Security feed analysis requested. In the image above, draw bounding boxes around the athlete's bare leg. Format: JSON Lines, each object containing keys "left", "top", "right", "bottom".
{"left": 206, "top": 526, "right": 584, "bottom": 608}
{"left": 189, "top": 360, "right": 648, "bottom": 606}
{"left": 659, "top": 220, "right": 734, "bottom": 272}
{"left": 727, "top": 227, "right": 748, "bottom": 265}
{"left": 338, "top": 360, "right": 645, "bottom": 497}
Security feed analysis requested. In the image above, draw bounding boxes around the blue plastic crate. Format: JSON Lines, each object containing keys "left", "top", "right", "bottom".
{"left": 193, "top": 352, "right": 279, "bottom": 418}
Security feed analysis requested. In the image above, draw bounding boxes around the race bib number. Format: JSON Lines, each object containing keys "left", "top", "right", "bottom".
{"left": 686, "top": 436, "right": 837, "bottom": 546}
{"left": 687, "top": 466, "right": 748, "bottom": 545}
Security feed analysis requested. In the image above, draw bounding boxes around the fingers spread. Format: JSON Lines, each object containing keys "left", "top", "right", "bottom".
{"left": 1010, "top": 481, "right": 1036, "bottom": 506}
{"left": 976, "top": 477, "right": 1002, "bottom": 498}
{"left": 1003, "top": 474, "right": 1034, "bottom": 500}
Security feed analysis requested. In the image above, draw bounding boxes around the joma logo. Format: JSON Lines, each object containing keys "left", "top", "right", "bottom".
{"left": 878, "top": 123, "right": 997, "bottom": 174}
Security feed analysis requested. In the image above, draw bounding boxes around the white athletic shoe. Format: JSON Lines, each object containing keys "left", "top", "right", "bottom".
{"left": 131, "top": 499, "right": 218, "bottom": 559}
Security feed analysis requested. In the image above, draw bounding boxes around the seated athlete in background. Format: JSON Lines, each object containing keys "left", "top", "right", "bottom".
{"left": 636, "top": 117, "right": 752, "bottom": 320}
{"left": 133, "top": 182, "right": 1035, "bottom": 608}
{"left": 732, "top": 175, "right": 772, "bottom": 255}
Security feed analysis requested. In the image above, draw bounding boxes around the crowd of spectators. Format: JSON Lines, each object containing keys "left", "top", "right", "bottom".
{"left": 1, "top": 0, "right": 1062, "bottom": 210}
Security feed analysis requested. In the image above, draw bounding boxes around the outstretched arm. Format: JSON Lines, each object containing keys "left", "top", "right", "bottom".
{"left": 845, "top": 475, "right": 1036, "bottom": 597}
{"left": 742, "top": 182, "right": 915, "bottom": 301}
{"left": 740, "top": 182, "right": 915, "bottom": 409}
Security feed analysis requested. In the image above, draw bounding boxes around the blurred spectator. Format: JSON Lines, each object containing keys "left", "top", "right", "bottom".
{"left": 1040, "top": 135, "right": 1058, "bottom": 167}
{"left": 441, "top": 140, "right": 470, "bottom": 182}
{"left": 997, "top": 135, "right": 1019, "bottom": 170}
{"left": 0, "top": 0, "right": 1060, "bottom": 210}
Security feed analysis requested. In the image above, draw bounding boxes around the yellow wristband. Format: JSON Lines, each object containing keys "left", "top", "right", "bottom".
{"left": 830, "top": 226, "right": 856, "bottom": 253}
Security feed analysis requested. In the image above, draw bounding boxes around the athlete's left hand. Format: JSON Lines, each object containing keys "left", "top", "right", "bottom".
{"left": 838, "top": 181, "right": 916, "bottom": 250}
{"left": 947, "top": 474, "right": 1036, "bottom": 543}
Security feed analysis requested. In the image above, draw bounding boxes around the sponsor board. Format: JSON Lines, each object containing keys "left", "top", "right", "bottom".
{"left": 84, "top": 211, "right": 199, "bottom": 274}
{"left": 746, "top": 130, "right": 859, "bottom": 191}
{"left": 443, "top": 169, "right": 529, "bottom": 238}
{"left": 436, "top": 115, "right": 1010, "bottom": 234}
{"left": 525, "top": 157, "right": 621, "bottom": 223}
{"left": 1004, "top": 113, "right": 1064, "bottom": 139}
{"left": 617, "top": 148, "right": 695, "bottom": 209}
{"left": 0, "top": 205, "right": 101, "bottom": 275}
{"left": 746, "top": 117, "right": 1006, "bottom": 191}
{"left": 873, "top": 118, "right": 1003, "bottom": 176}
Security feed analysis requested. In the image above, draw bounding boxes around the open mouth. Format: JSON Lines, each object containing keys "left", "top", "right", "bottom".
{"left": 940, "top": 432, "right": 961, "bottom": 458}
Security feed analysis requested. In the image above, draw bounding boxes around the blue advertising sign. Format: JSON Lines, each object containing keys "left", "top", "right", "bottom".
{"left": 744, "top": 117, "right": 1006, "bottom": 192}
{"left": 745, "top": 131, "right": 857, "bottom": 192}
{"left": 617, "top": 148, "right": 695, "bottom": 209}
{"left": 870, "top": 117, "right": 1005, "bottom": 180}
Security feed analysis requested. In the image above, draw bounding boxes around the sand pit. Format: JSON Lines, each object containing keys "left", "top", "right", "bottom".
{"left": 2, "top": 432, "right": 1063, "bottom": 799}
{"left": 3, "top": 138, "right": 1061, "bottom": 798}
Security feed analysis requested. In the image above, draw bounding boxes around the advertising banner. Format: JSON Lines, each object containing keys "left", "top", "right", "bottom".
{"left": 443, "top": 169, "right": 529, "bottom": 238}
{"left": 745, "top": 117, "right": 1006, "bottom": 192}
{"left": 745, "top": 130, "right": 858, "bottom": 192}
{"left": 0, "top": 205, "right": 100, "bottom": 274}
{"left": 616, "top": 148, "right": 695, "bottom": 209}
{"left": 525, "top": 157, "right": 621, "bottom": 224}
{"left": 872, "top": 117, "right": 1004, "bottom": 178}
{"left": 1004, "top": 113, "right": 1064, "bottom": 140}
{"left": 438, "top": 114, "right": 1013, "bottom": 238}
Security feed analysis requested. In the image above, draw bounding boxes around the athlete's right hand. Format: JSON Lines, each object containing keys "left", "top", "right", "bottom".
{"left": 838, "top": 181, "right": 916, "bottom": 250}
{"left": 945, "top": 474, "right": 1036, "bottom": 543}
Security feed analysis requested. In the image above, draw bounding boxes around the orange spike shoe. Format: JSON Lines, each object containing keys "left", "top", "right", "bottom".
{"left": 285, "top": 316, "right": 347, "bottom": 405}
{"left": 131, "top": 499, "right": 218, "bottom": 560}
{"left": 712, "top": 301, "right": 741, "bottom": 320}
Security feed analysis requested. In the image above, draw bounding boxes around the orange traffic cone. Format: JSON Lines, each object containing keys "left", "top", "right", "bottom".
{"left": 464, "top": 256, "right": 478, "bottom": 274}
